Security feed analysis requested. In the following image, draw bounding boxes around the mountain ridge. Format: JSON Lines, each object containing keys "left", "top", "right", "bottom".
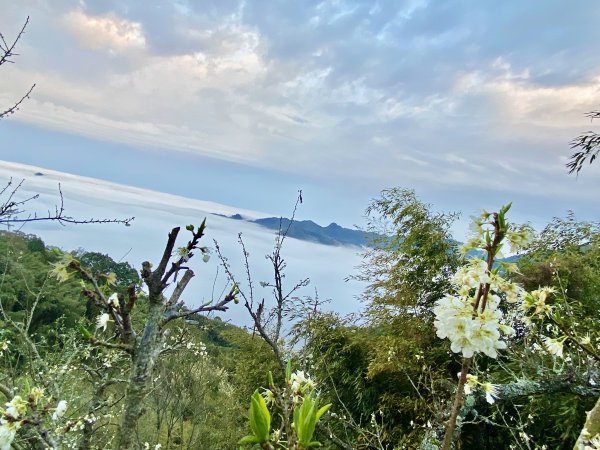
{"left": 220, "top": 214, "right": 523, "bottom": 265}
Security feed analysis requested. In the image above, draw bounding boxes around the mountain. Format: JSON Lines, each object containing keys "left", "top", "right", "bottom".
{"left": 251, "top": 217, "right": 377, "bottom": 247}
{"left": 230, "top": 215, "right": 523, "bottom": 264}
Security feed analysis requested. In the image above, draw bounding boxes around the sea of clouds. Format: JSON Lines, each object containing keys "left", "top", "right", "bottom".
{"left": 0, "top": 160, "right": 365, "bottom": 326}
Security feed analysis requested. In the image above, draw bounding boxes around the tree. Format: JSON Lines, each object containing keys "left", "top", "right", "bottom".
{"left": 567, "top": 109, "right": 600, "bottom": 174}
{"left": 67, "top": 222, "right": 239, "bottom": 449}
{"left": 289, "top": 189, "right": 463, "bottom": 448}
{"left": 355, "top": 188, "right": 461, "bottom": 316}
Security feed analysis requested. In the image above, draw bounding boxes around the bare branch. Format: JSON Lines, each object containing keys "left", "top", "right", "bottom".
{"left": 0, "top": 17, "right": 36, "bottom": 120}
{"left": 162, "top": 285, "right": 238, "bottom": 325}
{"left": 0, "top": 83, "right": 35, "bottom": 119}
{"left": 0, "top": 179, "right": 134, "bottom": 227}
{"left": 166, "top": 269, "right": 194, "bottom": 307}
{"left": 89, "top": 337, "right": 134, "bottom": 355}
{"left": 0, "top": 16, "right": 29, "bottom": 66}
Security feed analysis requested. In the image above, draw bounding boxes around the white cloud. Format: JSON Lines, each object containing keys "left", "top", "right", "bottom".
{"left": 64, "top": 10, "right": 147, "bottom": 53}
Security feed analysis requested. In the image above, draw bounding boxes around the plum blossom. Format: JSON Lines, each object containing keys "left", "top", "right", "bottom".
{"left": 96, "top": 313, "right": 111, "bottom": 331}
{"left": 0, "top": 423, "right": 16, "bottom": 450}
{"left": 4, "top": 396, "right": 27, "bottom": 419}
{"left": 433, "top": 289, "right": 514, "bottom": 359}
{"left": 482, "top": 382, "right": 500, "bottom": 404}
{"left": 52, "top": 400, "right": 68, "bottom": 421}
{"left": 543, "top": 336, "right": 565, "bottom": 358}
{"left": 108, "top": 293, "right": 119, "bottom": 308}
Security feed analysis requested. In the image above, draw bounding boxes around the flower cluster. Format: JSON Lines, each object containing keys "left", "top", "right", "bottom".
{"left": 434, "top": 207, "right": 532, "bottom": 359}
{"left": 521, "top": 287, "right": 556, "bottom": 318}
{"left": 262, "top": 370, "right": 316, "bottom": 407}
{"left": 290, "top": 370, "right": 315, "bottom": 394}
{"left": 434, "top": 259, "right": 517, "bottom": 358}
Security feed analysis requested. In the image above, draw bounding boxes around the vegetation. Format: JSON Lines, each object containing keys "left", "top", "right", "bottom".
{"left": 0, "top": 186, "right": 598, "bottom": 450}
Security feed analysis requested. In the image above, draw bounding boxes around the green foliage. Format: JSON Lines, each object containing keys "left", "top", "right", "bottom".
{"left": 75, "top": 249, "right": 140, "bottom": 287}
{"left": 293, "top": 394, "right": 330, "bottom": 448}
{"left": 0, "top": 231, "right": 86, "bottom": 335}
{"left": 2, "top": 198, "right": 600, "bottom": 450}
{"left": 243, "top": 390, "right": 272, "bottom": 445}
{"left": 357, "top": 187, "right": 461, "bottom": 313}
{"left": 567, "top": 109, "right": 600, "bottom": 174}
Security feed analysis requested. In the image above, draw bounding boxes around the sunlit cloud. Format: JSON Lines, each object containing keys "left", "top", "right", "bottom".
{"left": 64, "top": 9, "right": 147, "bottom": 53}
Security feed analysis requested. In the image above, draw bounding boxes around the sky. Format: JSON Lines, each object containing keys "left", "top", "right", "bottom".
{"left": 1, "top": 0, "right": 600, "bottom": 239}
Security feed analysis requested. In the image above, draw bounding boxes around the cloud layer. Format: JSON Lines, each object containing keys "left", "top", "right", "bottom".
{"left": 0, "top": 160, "right": 365, "bottom": 324}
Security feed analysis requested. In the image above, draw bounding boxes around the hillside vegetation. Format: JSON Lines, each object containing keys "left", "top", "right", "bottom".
{"left": 0, "top": 189, "right": 599, "bottom": 449}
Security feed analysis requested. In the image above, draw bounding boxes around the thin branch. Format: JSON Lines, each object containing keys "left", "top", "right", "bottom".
{"left": 162, "top": 286, "right": 238, "bottom": 325}
{"left": 0, "top": 84, "right": 35, "bottom": 119}
{"left": 0, "top": 16, "right": 29, "bottom": 66}
{"left": 89, "top": 336, "right": 134, "bottom": 355}
{"left": 0, "top": 179, "right": 134, "bottom": 226}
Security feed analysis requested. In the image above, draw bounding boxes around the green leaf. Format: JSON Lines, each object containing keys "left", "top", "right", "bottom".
{"left": 186, "top": 224, "right": 194, "bottom": 231}
{"left": 295, "top": 395, "right": 322, "bottom": 447}
{"left": 197, "top": 218, "right": 207, "bottom": 236}
{"left": 267, "top": 371, "right": 274, "bottom": 388}
{"left": 306, "top": 442, "right": 323, "bottom": 448}
{"left": 237, "top": 435, "right": 260, "bottom": 445}
{"left": 79, "top": 324, "right": 92, "bottom": 339}
{"left": 316, "top": 403, "right": 331, "bottom": 421}
{"left": 249, "top": 390, "right": 271, "bottom": 443}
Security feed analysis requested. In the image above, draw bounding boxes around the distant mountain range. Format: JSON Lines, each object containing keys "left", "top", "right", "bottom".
{"left": 220, "top": 213, "right": 523, "bottom": 264}
{"left": 225, "top": 213, "right": 378, "bottom": 247}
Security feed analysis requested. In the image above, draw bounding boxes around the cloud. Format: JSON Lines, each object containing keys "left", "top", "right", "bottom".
{"left": 64, "top": 9, "right": 147, "bottom": 53}
{"left": 2, "top": 0, "right": 600, "bottom": 225}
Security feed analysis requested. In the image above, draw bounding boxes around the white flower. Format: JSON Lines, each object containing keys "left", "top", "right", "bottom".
{"left": 290, "top": 370, "right": 315, "bottom": 393}
{"left": 0, "top": 423, "right": 16, "bottom": 450}
{"left": 262, "top": 389, "right": 275, "bottom": 405}
{"left": 4, "top": 396, "right": 27, "bottom": 419}
{"left": 464, "top": 374, "right": 478, "bottom": 395}
{"left": 108, "top": 293, "right": 119, "bottom": 308}
{"left": 96, "top": 313, "right": 111, "bottom": 331}
{"left": 52, "top": 400, "right": 68, "bottom": 421}
{"left": 177, "top": 246, "right": 190, "bottom": 262}
{"left": 481, "top": 382, "right": 500, "bottom": 404}
{"left": 543, "top": 336, "right": 564, "bottom": 358}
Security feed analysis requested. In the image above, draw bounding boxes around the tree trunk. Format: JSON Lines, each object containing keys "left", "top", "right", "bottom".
{"left": 574, "top": 396, "right": 600, "bottom": 450}
{"left": 116, "top": 297, "right": 164, "bottom": 449}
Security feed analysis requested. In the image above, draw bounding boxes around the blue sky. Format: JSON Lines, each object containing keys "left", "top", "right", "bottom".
{"left": 1, "top": 0, "right": 599, "bottom": 238}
